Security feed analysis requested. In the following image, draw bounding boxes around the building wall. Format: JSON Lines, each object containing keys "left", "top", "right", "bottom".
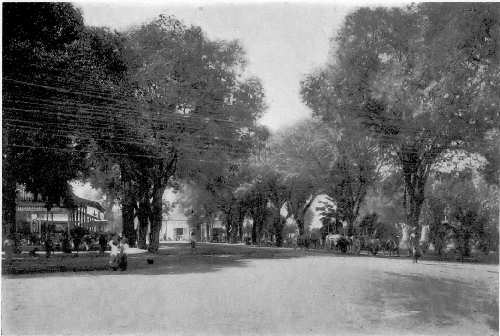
{"left": 159, "top": 205, "right": 227, "bottom": 242}
{"left": 86, "top": 206, "right": 104, "bottom": 220}
{"left": 162, "top": 220, "right": 190, "bottom": 241}
{"left": 159, "top": 205, "right": 190, "bottom": 241}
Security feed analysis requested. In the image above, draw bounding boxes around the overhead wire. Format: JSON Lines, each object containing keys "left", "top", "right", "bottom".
{"left": 4, "top": 103, "right": 491, "bottom": 153}
{"left": 4, "top": 119, "right": 255, "bottom": 148}
{"left": 6, "top": 128, "right": 256, "bottom": 160}
{"left": 4, "top": 70, "right": 495, "bottom": 175}
{"left": 6, "top": 143, "right": 247, "bottom": 165}
{"left": 5, "top": 77, "right": 495, "bottom": 142}
{"left": 4, "top": 77, "right": 247, "bottom": 125}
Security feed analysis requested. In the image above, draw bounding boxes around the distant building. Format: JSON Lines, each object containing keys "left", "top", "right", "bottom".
{"left": 15, "top": 185, "right": 108, "bottom": 236}
{"left": 198, "top": 217, "right": 225, "bottom": 242}
{"left": 160, "top": 205, "right": 225, "bottom": 242}
{"left": 161, "top": 206, "right": 190, "bottom": 241}
{"left": 163, "top": 219, "right": 190, "bottom": 241}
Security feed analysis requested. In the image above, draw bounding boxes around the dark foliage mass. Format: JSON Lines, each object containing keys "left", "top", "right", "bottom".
{"left": 2, "top": 3, "right": 265, "bottom": 251}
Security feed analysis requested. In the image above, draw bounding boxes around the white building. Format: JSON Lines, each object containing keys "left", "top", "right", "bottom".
{"left": 161, "top": 206, "right": 190, "bottom": 241}
{"left": 15, "top": 185, "right": 108, "bottom": 235}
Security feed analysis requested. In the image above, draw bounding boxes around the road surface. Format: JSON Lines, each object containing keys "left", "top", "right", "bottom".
{"left": 2, "top": 244, "right": 498, "bottom": 335}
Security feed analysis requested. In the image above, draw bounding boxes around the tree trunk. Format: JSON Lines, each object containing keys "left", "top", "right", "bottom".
{"left": 296, "top": 218, "right": 305, "bottom": 236}
{"left": 148, "top": 184, "right": 166, "bottom": 253}
{"left": 401, "top": 150, "right": 431, "bottom": 242}
{"left": 205, "top": 222, "right": 209, "bottom": 242}
{"left": 225, "top": 211, "right": 233, "bottom": 243}
{"left": 137, "top": 199, "right": 150, "bottom": 249}
{"left": 346, "top": 216, "right": 356, "bottom": 236}
{"left": 238, "top": 220, "right": 244, "bottom": 243}
{"left": 274, "top": 215, "right": 285, "bottom": 247}
{"left": 2, "top": 174, "right": 17, "bottom": 236}
{"left": 256, "top": 216, "right": 265, "bottom": 244}
{"left": 237, "top": 209, "right": 245, "bottom": 243}
{"left": 404, "top": 179, "right": 426, "bottom": 241}
{"left": 293, "top": 195, "right": 314, "bottom": 237}
{"left": 251, "top": 219, "right": 257, "bottom": 245}
{"left": 121, "top": 183, "right": 136, "bottom": 247}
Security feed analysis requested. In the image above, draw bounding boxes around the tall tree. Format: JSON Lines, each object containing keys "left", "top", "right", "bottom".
{"left": 261, "top": 169, "right": 288, "bottom": 246}
{"left": 302, "top": 4, "right": 500, "bottom": 237}
{"left": 181, "top": 124, "right": 270, "bottom": 244}
{"left": 267, "top": 120, "right": 335, "bottom": 235}
{"left": 125, "top": 16, "right": 265, "bottom": 252}
{"left": 424, "top": 170, "right": 498, "bottom": 257}
{"left": 197, "top": 163, "right": 252, "bottom": 244}
{"left": 237, "top": 166, "right": 288, "bottom": 245}
{"left": 3, "top": 3, "right": 128, "bottom": 235}
{"left": 321, "top": 131, "right": 380, "bottom": 235}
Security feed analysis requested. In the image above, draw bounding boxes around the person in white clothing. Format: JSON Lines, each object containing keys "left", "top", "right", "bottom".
{"left": 118, "top": 238, "right": 129, "bottom": 271}
{"left": 108, "top": 238, "right": 119, "bottom": 271}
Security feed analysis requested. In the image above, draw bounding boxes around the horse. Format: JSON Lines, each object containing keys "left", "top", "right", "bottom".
{"left": 308, "top": 230, "right": 322, "bottom": 249}
{"left": 351, "top": 236, "right": 361, "bottom": 255}
{"left": 337, "top": 236, "right": 349, "bottom": 253}
{"left": 296, "top": 234, "right": 311, "bottom": 250}
{"left": 325, "top": 234, "right": 349, "bottom": 253}
{"left": 382, "top": 239, "right": 399, "bottom": 256}
{"left": 366, "top": 238, "right": 381, "bottom": 255}
{"left": 325, "top": 234, "right": 342, "bottom": 250}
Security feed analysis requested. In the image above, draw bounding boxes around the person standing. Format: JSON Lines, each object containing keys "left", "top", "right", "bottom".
{"left": 62, "top": 232, "right": 71, "bottom": 254}
{"left": 44, "top": 235, "right": 53, "bottom": 258}
{"left": 190, "top": 231, "right": 196, "bottom": 250}
{"left": 108, "top": 238, "right": 119, "bottom": 271}
{"left": 3, "top": 235, "right": 15, "bottom": 265}
{"left": 98, "top": 234, "right": 107, "bottom": 255}
{"left": 409, "top": 232, "right": 417, "bottom": 258}
{"left": 413, "top": 244, "right": 422, "bottom": 263}
{"left": 118, "top": 238, "right": 129, "bottom": 271}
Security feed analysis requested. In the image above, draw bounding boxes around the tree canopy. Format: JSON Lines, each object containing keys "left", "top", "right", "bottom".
{"left": 301, "top": 3, "right": 500, "bottom": 235}
{"left": 3, "top": 3, "right": 129, "bottom": 234}
{"left": 112, "top": 16, "right": 265, "bottom": 251}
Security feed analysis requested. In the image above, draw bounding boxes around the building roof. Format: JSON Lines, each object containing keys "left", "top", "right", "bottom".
{"left": 16, "top": 183, "right": 106, "bottom": 213}
{"left": 67, "top": 193, "right": 106, "bottom": 213}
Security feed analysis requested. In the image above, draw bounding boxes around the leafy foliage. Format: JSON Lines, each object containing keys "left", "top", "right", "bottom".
{"left": 3, "top": 3, "right": 127, "bottom": 234}
{"left": 70, "top": 226, "right": 90, "bottom": 252}
{"left": 86, "top": 15, "right": 267, "bottom": 252}
{"left": 301, "top": 4, "right": 500, "bottom": 233}
{"left": 424, "top": 170, "right": 498, "bottom": 256}
{"left": 358, "top": 213, "right": 397, "bottom": 240}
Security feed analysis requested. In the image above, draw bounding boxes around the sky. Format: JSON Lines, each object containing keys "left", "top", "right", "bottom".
{"left": 75, "top": 1, "right": 356, "bottom": 131}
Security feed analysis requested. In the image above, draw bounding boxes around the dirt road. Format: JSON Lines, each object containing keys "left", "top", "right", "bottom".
{"left": 2, "top": 244, "right": 498, "bottom": 335}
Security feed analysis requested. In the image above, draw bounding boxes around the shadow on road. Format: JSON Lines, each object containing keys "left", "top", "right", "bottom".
{"left": 2, "top": 242, "right": 314, "bottom": 279}
{"left": 367, "top": 271, "right": 499, "bottom": 332}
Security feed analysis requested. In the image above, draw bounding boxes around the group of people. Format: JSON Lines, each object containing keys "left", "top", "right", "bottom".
{"left": 108, "top": 236, "right": 129, "bottom": 271}
{"left": 288, "top": 230, "right": 425, "bottom": 263}
{"left": 3, "top": 233, "right": 131, "bottom": 271}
